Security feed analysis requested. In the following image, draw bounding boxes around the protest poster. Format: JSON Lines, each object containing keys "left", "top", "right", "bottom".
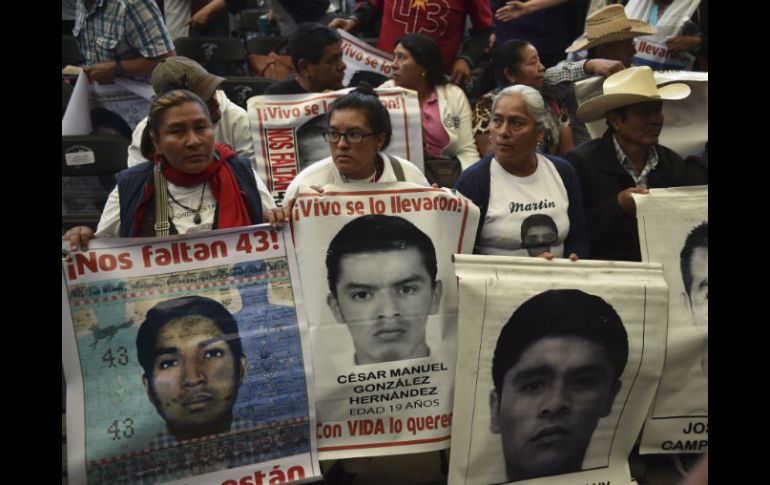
{"left": 290, "top": 183, "right": 479, "bottom": 459}
{"left": 635, "top": 186, "right": 708, "bottom": 455}
{"left": 451, "top": 256, "right": 668, "bottom": 485}
{"left": 575, "top": 71, "right": 708, "bottom": 158}
{"left": 632, "top": 36, "right": 696, "bottom": 71}
{"left": 248, "top": 88, "right": 423, "bottom": 206}
{"left": 62, "top": 225, "right": 320, "bottom": 484}
{"left": 337, "top": 29, "right": 394, "bottom": 87}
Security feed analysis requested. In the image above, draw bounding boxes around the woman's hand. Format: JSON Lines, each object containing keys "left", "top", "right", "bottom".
{"left": 63, "top": 226, "right": 95, "bottom": 251}
{"left": 264, "top": 198, "right": 296, "bottom": 230}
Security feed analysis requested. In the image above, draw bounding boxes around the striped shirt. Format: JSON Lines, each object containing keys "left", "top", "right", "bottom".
{"left": 74, "top": 0, "right": 174, "bottom": 66}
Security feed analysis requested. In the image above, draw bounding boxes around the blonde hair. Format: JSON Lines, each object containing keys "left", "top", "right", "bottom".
{"left": 140, "top": 89, "right": 211, "bottom": 160}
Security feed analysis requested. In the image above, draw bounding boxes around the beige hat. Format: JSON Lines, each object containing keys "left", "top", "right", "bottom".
{"left": 151, "top": 56, "right": 224, "bottom": 101}
{"left": 577, "top": 66, "right": 691, "bottom": 122}
{"left": 565, "top": 4, "right": 655, "bottom": 53}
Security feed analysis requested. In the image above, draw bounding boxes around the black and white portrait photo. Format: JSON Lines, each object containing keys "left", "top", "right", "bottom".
{"left": 634, "top": 187, "right": 708, "bottom": 453}
{"left": 291, "top": 184, "right": 478, "bottom": 458}
{"left": 489, "top": 290, "right": 627, "bottom": 482}
{"left": 325, "top": 215, "right": 443, "bottom": 365}
{"left": 451, "top": 256, "right": 668, "bottom": 485}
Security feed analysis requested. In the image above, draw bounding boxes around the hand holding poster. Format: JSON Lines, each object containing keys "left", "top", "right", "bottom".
{"left": 248, "top": 88, "right": 423, "bottom": 206}
{"left": 635, "top": 186, "right": 708, "bottom": 455}
{"left": 290, "top": 183, "right": 479, "bottom": 459}
{"left": 451, "top": 256, "right": 668, "bottom": 485}
{"left": 62, "top": 225, "right": 320, "bottom": 484}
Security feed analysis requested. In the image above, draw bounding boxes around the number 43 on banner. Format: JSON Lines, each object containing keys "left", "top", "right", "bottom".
{"left": 236, "top": 229, "right": 280, "bottom": 254}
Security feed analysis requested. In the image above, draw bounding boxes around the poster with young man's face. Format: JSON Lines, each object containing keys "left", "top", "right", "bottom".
{"left": 290, "top": 183, "right": 479, "bottom": 459}
{"left": 62, "top": 226, "right": 320, "bottom": 485}
{"left": 247, "top": 87, "right": 422, "bottom": 206}
{"left": 450, "top": 257, "right": 668, "bottom": 485}
{"left": 634, "top": 186, "right": 708, "bottom": 454}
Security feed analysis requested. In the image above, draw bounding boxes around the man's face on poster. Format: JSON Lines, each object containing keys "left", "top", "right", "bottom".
{"left": 296, "top": 113, "right": 331, "bottom": 171}
{"left": 490, "top": 335, "right": 621, "bottom": 481}
{"left": 327, "top": 248, "right": 442, "bottom": 365}
{"left": 143, "top": 316, "right": 245, "bottom": 435}
{"left": 687, "top": 247, "right": 708, "bottom": 330}
{"left": 521, "top": 223, "right": 558, "bottom": 257}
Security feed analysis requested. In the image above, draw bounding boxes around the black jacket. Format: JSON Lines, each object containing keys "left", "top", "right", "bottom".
{"left": 565, "top": 130, "right": 707, "bottom": 262}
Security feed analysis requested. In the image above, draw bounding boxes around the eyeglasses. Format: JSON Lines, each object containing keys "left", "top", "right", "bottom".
{"left": 322, "top": 130, "right": 377, "bottom": 144}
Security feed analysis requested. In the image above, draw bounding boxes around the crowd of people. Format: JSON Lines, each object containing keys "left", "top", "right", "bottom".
{"left": 64, "top": 1, "right": 708, "bottom": 483}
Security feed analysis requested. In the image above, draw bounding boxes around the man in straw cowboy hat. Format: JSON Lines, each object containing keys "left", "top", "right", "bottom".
{"left": 565, "top": 65, "right": 706, "bottom": 262}
{"left": 566, "top": 4, "right": 656, "bottom": 68}
{"left": 562, "top": 4, "right": 656, "bottom": 145}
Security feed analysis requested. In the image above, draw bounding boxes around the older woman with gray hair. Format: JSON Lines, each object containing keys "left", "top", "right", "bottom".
{"left": 455, "top": 84, "right": 589, "bottom": 259}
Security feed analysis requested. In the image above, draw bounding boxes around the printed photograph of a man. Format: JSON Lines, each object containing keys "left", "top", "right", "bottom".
{"left": 325, "top": 214, "right": 443, "bottom": 365}
{"left": 520, "top": 214, "right": 558, "bottom": 257}
{"left": 296, "top": 112, "right": 331, "bottom": 171}
{"left": 136, "top": 296, "right": 248, "bottom": 444}
{"left": 489, "top": 289, "right": 629, "bottom": 482}
{"left": 680, "top": 221, "right": 708, "bottom": 375}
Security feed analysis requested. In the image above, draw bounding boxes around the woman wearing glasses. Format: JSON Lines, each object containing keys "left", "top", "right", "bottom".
{"left": 283, "top": 84, "right": 429, "bottom": 199}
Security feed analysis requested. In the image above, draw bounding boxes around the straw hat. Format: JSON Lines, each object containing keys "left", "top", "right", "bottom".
{"left": 565, "top": 4, "right": 655, "bottom": 53}
{"left": 576, "top": 66, "right": 691, "bottom": 122}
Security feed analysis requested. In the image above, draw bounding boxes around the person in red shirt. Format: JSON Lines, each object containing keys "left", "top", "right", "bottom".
{"left": 330, "top": 0, "right": 493, "bottom": 86}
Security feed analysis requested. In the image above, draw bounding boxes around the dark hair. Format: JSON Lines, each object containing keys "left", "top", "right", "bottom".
{"left": 136, "top": 295, "right": 244, "bottom": 378}
{"left": 521, "top": 213, "right": 557, "bottom": 237}
{"left": 140, "top": 89, "right": 211, "bottom": 159}
{"left": 492, "top": 289, "right": 629, "bottom": 397}
{"left": 493, "top": 39, "right": 532, "bottom": 89}
{"left": 328, "top": 83, "right": 392, "bottom": 149}
{"left": 605, "top": 105, "right": 628, "bottom": 132}
{"left": 680, "top": 221, "right": 708, "bottom": 297}
{"left": 326, "top": 215, "right": 438, "bottom": 296}
{"left": 394, "top": 33, "right": 446, "bottom": 87}
{"left": 289, "top": 23, "right": 341, "bottom": 70}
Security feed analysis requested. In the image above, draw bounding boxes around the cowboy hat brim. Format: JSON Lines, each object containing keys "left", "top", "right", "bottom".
{"left": 576, "top": 82, "right": 691, "bottom": 122}
{"left": 565, "top": 21, "right": 656, "bottom": 53}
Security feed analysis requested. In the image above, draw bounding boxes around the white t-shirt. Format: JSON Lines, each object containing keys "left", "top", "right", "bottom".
{"left": 95, "top": 167, "right": 276, "bottom": 237}
{"left": 283, "top": 153, "right": 429, "bottom": 200}
{"left": 477, "top": 154, "right": 570, "bottom": 257}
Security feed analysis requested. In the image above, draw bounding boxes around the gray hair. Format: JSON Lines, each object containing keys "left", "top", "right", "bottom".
{"left": 491, "top": 85, "right": 546, "bottom": 129}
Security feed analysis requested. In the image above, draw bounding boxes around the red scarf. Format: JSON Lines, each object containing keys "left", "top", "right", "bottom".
{"left": 151, "top": 144, "right": 252, "bottom": 231}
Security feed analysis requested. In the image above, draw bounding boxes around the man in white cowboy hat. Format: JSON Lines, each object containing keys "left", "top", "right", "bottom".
{"left": 565, "top": 65, "right": 707, "bottom": 262}
{"left": 562, "top": 4, "right": 656, "bottom": 145}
